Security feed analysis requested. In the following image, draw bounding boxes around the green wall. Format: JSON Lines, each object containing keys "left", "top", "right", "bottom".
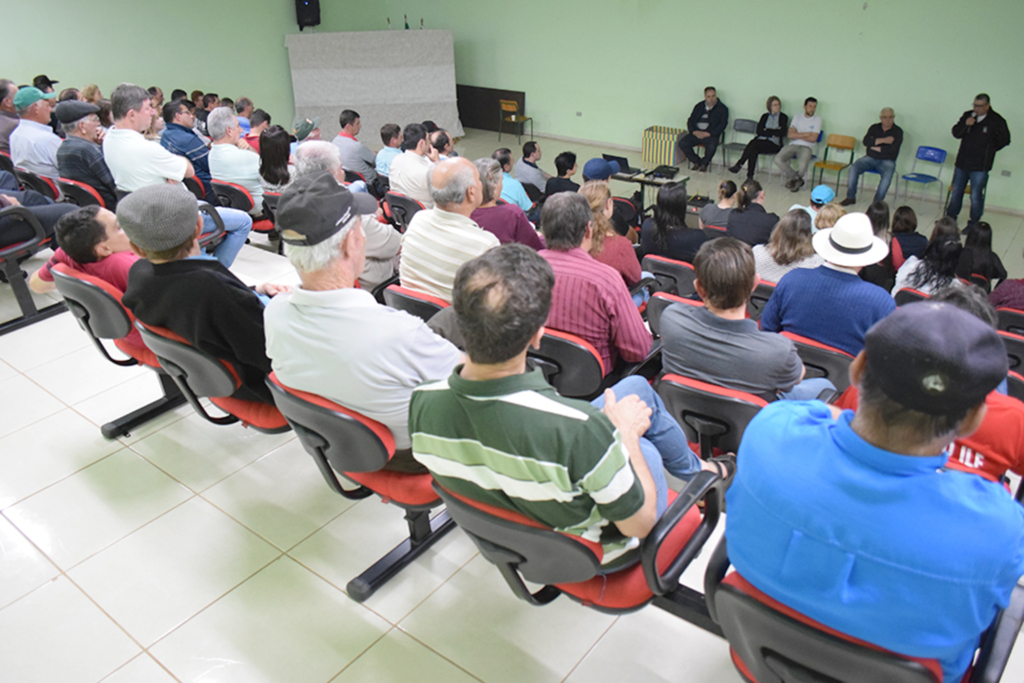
{"left": 8, "top": 0, "right": 1022, "bottom": 210}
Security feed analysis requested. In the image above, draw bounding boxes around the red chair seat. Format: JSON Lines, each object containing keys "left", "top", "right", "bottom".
{"left": 252, "top": 218, "right": 275, "bottom": 234}
{"left": 210, "top": 396, "right": 289, "bottom": 430}
{"left": 344, "top": 469, "right": 440, "bottom": 507}
{"left": 114, "top": 336, "right": 160, "bottom": 368}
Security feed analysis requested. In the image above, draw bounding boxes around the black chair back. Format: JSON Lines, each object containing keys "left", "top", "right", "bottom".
{"left": 262, "top": 192, "right": 281, "bottom": 222}
{"left": 52, "top": 267, "right": 131, "bottom": 341}
{"left": 747, "top": 281, "right": 776, "bottom": 321}
{"left": 0, "top": 151, "right": 14, "bottom": 174}
{"left": 197, "top": 201, "right": 225, "bottom": 251}
{"left": 136, "top": 323, "right": 237, "bottom": 398}
{"left": 1000, "top": 331, "right": 1024, "bottom": 372}
{"left": 382, "top": 284, "right": 448, "bottom": 323}
{"left": 384, "top": 192, "right": 425, "bottom": 232}
{"left": 647, "top": 292, "right": 702, "bottom": 338}
{"left": 1008, "top": 371, "right": 1024, "bottom": 403}
{"left": 781, "top": 332, "right": 854, "bottom": 393}
{"left": 642, "top": 255, "right": 697, "bottom": 296}
{"left": 14, "top": 168, "right": 57, "bottom": 200}
{"left": 657, "top": 374, "right": 766, "bottom": 456}
{"left": 211, "top": 180, "right": 255, "bottom": 212}
{"left": 344, "top": 169, "right": 366, "bottom": 185}
{"left": 997, "top": 308, "right": 1024, "bottom": 336}
{"left": 56, "top": 179, "right": 105, "bottom": 208}
{"left": 530, "top": 330, "right": 605, "bottom": 399}
{"left": 183, "top": 176, "right": 206, "bottom": 201}
{"left": 894, "top": 288, "right": 930, "bottom": 306}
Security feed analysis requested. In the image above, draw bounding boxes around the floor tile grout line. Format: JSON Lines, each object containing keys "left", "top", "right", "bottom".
{"left": 558, "top": 615, "right": 621, "bottom": 682}
{"left": 388, "top": 628, "right": 489, "bottom": 683}
{"left": 319, "top": 624, "right": 395, "bottom": 682}
{"left": 0, "top": 447, "right": 124, "bottom": 514}
{"left": 386, "top": 542, "right": 482, "bottom": 627}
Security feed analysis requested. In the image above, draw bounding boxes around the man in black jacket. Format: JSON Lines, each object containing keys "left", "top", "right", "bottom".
{"left": 119, "top": 184, "right": 289, "bottom": 404}
{"left": 677, "top": 87, "right": 729, "bottom": 172}
{"left": 947, "top": 94, "right": 1010, "bottom": 227}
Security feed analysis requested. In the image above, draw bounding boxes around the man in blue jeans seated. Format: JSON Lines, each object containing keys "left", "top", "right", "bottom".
{"left": 840, "top": 107, "right": 903, "bottom": 206}
{"left": 726, "top": 302, "right": 1024, "bottom": 683}
{"left": 660, "top": 236, "right": 835, "bottom": 402}
{"left": 409, "top": 244, "right": 732, "bottom": 568}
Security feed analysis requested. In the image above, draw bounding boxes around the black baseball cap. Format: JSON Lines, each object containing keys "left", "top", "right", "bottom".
{"left": 275, "top": 171, "right": 378, "bottom": 246}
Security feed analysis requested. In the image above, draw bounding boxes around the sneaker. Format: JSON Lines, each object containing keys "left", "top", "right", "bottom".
{"left": 840, "top": 197, "right": 857, "bottom": 207}
{"left": 790, "top": 178, "right": 805, "bottom": 193}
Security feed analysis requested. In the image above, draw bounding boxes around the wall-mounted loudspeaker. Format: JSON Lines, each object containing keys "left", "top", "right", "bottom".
{"left": 296, "top": 0, "right": 320, "bottom": 30}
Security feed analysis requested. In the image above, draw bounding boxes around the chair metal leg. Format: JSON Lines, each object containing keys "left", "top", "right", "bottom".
{"left": 0, "top": 259, "right": 67, "bottom": 337}
{"left": 345, "top": 508, "right": 456, "bottom": 602}
{"left": 100, "top": 372, "right": 188, "bottom": 439}
{"left": 653, "top": 585, "right": 724, "bottom": 638}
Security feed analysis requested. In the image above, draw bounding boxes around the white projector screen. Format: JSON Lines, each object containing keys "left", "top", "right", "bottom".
{"left": 284, "top": 29, "right": 464, "bottom": 149}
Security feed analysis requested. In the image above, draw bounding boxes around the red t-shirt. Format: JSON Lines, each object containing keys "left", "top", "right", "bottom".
{"left": 593, "top": 234, "right": 642, "bottom": 287}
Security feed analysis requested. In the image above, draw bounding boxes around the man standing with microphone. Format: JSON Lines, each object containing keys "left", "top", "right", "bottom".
{"left": 947, "top": 94, "right": 1010, "bottom": 231}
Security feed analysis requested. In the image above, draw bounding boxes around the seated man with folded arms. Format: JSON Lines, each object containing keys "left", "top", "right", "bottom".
{"left": 760, "top": 213, "right": 896, "bottom": 356}
{"left": 119, "top": 185, "right": 289, "bottom": 405}
{"left": 409, "top": 244, "right": 730, "bottom": 568}
{"left": 264, "top": 171, "right": 461, "bottom": 472}
{"left": 727, "top": 301, "right": 1024, "bottom": 683}
{"left": 375, "top": 123, "right": 402, "bottom": 180}
{"left": 102, "top": 83, "right": 251, "bottom": 268}
{"left": 539, "top": 193, "right": 652, "bottom": 372}
{"left": 661, "top": 237, "right": 834, "bottom": 402}
{"left": 388, "top": 122, "right": 439, "bottom": 209}
{"left": 399, "top": 157, "right": 499, "bottom": 303}
{"left": 207, "top": 107, "right": 264, "bottom": 217}
{"left": 292, "top": 141, "right": 401, "bottom": 290}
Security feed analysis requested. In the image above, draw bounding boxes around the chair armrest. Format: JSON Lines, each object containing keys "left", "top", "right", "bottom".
{"left": 629, "top": 276, "right": 660, "bottom": 299}
{"left": 640, "top": 470, "right": 724, "bottom": 595}
{"left": 619, "top": 339, "right": 663, "bottom": 383}
{"left": 971, "top": 582, "right": 1024, "bottom": 683}
{"left": 0, "top": 206, "right": 47, "bottom": 259}
{"left": 197, "top": 201, "right": 224, "bottom": 248}
{"left": 703, "top": 535, "right": 731, "bottom": 624}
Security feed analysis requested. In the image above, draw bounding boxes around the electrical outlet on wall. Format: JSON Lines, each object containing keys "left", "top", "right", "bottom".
{"left": 1001, "top": 170, "right": 1011, "bottom": 177}
{"left": 576, "top": 112, "right": 582, "bottom": 117}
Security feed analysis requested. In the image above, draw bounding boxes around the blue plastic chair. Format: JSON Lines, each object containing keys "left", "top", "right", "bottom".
{"left": 900, "top": 146, "right": 946, "bottom": 210}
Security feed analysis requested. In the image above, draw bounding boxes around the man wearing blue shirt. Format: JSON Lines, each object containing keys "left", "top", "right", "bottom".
{"left": 492, "top": 147, "right": 532, "bottom": 212}
{"left": 160, "top": 99, "right": 212, "bottom": 201}
{"left": 727, "top": 302, "right": 1024, "bottom": 683}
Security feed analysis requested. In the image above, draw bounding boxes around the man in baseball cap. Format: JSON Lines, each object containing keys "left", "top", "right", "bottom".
{"left": 761, "top": 212, "right": 896, "bottom": 356}
{"left": 788, "top": 183, "right": 835, "bottom": 228}
{"left": 9, "top": 86, "right": 61, "bottom": 178}
{"left": 264, "top": 171, "right": 461, "bottom": 467}
{"left": 727, "top": 301, "right": 1024, "bottom": 683}
{"left": 120, "top": 184, "right": 289, "bottom": 405}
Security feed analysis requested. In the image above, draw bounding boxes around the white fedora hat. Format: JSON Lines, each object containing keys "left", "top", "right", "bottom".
{"left": 812, "top": 213, "right": 889, "bottom": 268}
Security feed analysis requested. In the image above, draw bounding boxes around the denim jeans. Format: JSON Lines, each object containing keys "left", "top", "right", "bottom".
{"left": 846, "top": 157, "right": 896, "bottom": 203}
{"left": 777, "top": 377, "right": 836, "bottom": 402}
{"left": 946, "top": 166, "right": 988, "bottom": 224}
{"left": 201, "top": 206, "right": 252, "bottom": 268}
{"left": 591, "top": 375, "right": 704, "bottom": 517}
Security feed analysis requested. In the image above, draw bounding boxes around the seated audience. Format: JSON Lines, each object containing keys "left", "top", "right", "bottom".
{"left": 400, "top": 157, "right": 498, "bottom": 302}
{"left": 580, "top": 181, "right": 642, "bottom": 287}
{"left": 726, "top": 179, "right": 778, "bottom": 246}
{"left": 159, "top": 99, "right": 212, "bottom": 201}
{"left": 290, "top": 116, "right": 321, "bottom": 154}
{"left": 789, "top": 184, "right": 834, "bottom": 231}
{"left": 841, "top": 107, "right": 903, "bottom": 206}
{"left": 409, "top": 244, "right": 729, "bottom": 569}
{"left": 375, "top": 123, "right": 402, "bottom": 179}
{"left": 10, "top": 86, "right": 61, "bottom": 178}
{"left": 761, "top": 213, "right": 895, "bottom": 356}
{"left": 727, "top": 301, "right": 1024, "bottom": 683}
{"left": 893, "top": 216, "right": 962, "bottom": 295}
{"left": 169, "top": 89, "right": 187, "bottom": 103}
{"left": 291, "top": 141, "right": 400, "bottom": 290}
{"left": 728, "top": 95, "right": 789, "bottom": 179}
{"left": 641, "top": 181, "right": 709, "bottom": 263}
{"left": 492, "top": 148, "right": 532, "bottom": 212}
{"left": 774, "top": 96, "right": 822, "bottom": 193}
{"left": 677, "top": 86, "right": 729, "bottom": 172}
{"left": 859, "top": 200, "right": 897, "bottom": 291}
{"left": 661, "top": 237, "right": 833, "bottom": 401}
{"left": 430, "top": 129, "right": 453, "bottom": 161}
{"left": 265, "top": 171, "right": 461, "bottom": 466}
{"left": 120, "top": 185, "right": 288, "bottom": 405}
{"left": 699, "top": 179, "right": 737, "bottom": 230}
{"left": 388, "top": 122, "right": 438, "bottom": 209}
{"left": 581, "top": 157, "right": 639, "bottom": 239}
{"left": 103, "top": 83, "right": 252, "bottom": 268}
{"left": 81, "top": 84, "right": 102, "bottom": 105}
{"left": 989, "top": 250, "right": 1024, "bottom": 309}
{"left": 0, "top": 170, "right": 77, "bottom": 248}
{"left": 470, "top": 158, "right": 543, "bottom": 249}
{"left": 258, "top": 125, "right": 294, "bottom": 193}
{"left": 55, "top": 101, "right": 118, "bottom": 209}
{"left": 147, "top": 87, "right": 164, "bottom": 111}
{"left": 892, "top": 205, "right": 927, "bottom": 259}
{"left": 194, "top": 92, "right": 219, "bottom": 136}
{"left": 539, "top": 193, "right": 652, "bottom": 371}
{"left": 544, "top": 151, "right": 580, "bottom": 197}
{"left": 751, "top": 209, "right": 822, "bottom": 282}
{"left": 513, "top": 141, "right": 550, "bottom": 194}
{"left": 219, "top": 98, "right": 235, "bottom": 113}
{"left": 207, "top": 107, "right": 263, "bottom": 216}
{"left": 242, "top": 109, "right": 271, "bottom": 152}
{"left": 0, "top": 80, "right": 19, "bottom": 152}
{"left": 813, "top": 202, "right": 845, "bottom": 232}
{"left": 331, "top": 109, "right": 378, "bottom": 188}
{"left": 58, "top": 88, "right": 81, "bottom": 103}
{"left": 234, "top": 97, "right": 253, "bottom": 133}
{"left": 956, "top": 222, "right": 1006, "bottom": 291}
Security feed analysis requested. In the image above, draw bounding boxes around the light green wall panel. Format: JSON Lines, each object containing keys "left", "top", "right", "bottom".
{"left": 5, "top": 0, "right": 1021, "bottom": 210}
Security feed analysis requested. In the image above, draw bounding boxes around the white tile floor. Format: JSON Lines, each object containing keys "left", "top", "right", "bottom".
{"left": 1, "top": 129, "right": 1023, "bottom": 682}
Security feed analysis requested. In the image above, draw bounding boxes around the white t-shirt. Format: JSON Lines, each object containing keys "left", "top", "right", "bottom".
{"left": 389, "top": 150, "right": 435, "bottom": 209}
{"left": 103, "top": 128, "right": 188, "bottom": 192}
{"left": 789, "top": 114, "right": 823, "bottom": 149}
{"left": 209, "top": 143, "right": 263, "bottom": 215}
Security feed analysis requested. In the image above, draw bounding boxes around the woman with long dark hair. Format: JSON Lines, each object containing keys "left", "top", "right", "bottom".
{"left": 956, "top": 222, "right": 1007, "bottom": 291}
{"left": 860, "top": 200, "right": 896, "bottom": 290}
{"left": 728, "top": 96, "right": 789, "bottom": 180}
{"left": 259, "top": 125, "right": 294, "bottom": 192}
{"left": 893, "top": 217, "right": 964, "bottom": 295}
{"left": 640, "top": 181, "right": 709, "bottom": 263}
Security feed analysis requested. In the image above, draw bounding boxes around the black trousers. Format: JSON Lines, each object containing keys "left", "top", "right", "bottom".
{"left": 0, "top": 171, "right": 77, "bottom": 248}
{"left": 734, "top": 139, "right": 782, "bottom": 176}
{"left": 677, "top": 132, "right": 719, "bottom": 165}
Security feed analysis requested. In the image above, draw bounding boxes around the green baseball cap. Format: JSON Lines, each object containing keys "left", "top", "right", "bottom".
{"left": 293, "top": 116, "right": 320, "bottom": 141}
{"left": 13, "top": 87, "right": 56, "bottom": 110}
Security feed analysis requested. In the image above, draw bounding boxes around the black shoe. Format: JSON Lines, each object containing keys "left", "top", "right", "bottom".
{"left": 840, "top": 197, "right": 856, "bottom": 207}
{"left": 784, "top": 178, "right": 797, "bottom": 190}
{"left": 728, "top": 164, "right": 741, "bottom": 174}
{"left": 689, "top": 162, "right": 702, "bottom": 171}
{"left": 790, "top": 179, "right": 805, "bottom": 193}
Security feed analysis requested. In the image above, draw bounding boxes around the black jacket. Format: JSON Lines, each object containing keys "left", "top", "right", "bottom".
{"left": 123, "top": 258, "right": 274, "bottom": 404}
{"left": 687, "top": 101, "right": 729, "bottom": 139}
{"left": 726, "top": 203, "right": 779, "bottom": 247}
{"left": 756, "top": 112, "right": 790, "bottom": 145}
{"left": 952, "top": 109, "right": 1010, "bottom": 172}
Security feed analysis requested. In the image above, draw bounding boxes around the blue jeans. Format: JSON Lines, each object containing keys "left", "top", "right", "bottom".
{"left": 846, "top": 157, "right": 896, "bottom": 203}
{"left": 201, "top": 206, "right": 252, "bottom": 268}
{"left": 946, "top": 167, "right": 988, "bottom": 224}
{"left": 591, "top": 375, "right": 704, "bottom": 517}
{"left": 777, "top": 377, "right": 836, "bottom": 401}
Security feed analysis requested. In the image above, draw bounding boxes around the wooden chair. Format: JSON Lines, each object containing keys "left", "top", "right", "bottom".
{"left": 498, "top": 99, "right": 533, "bottom": 144}
{"left": 812, "top": 134, "right": 856, "bottom": 191}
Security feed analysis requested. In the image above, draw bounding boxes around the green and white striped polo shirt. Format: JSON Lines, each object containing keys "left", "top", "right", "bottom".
{"left": 410, "top": 367, "right": 646, "bottom": 565}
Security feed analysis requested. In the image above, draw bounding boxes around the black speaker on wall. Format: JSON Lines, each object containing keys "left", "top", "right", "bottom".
{"left": 296, "top": 0, "right": 320, "bottom": 30}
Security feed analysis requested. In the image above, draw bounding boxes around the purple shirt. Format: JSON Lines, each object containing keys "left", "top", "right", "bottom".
{"left": 540, "top": 247, "right": 652, "bottom": 371}
{"left": 991, "top": 280, "right": 1024, "bottom": 311}
{"left": 470, "top": 204, "right": 544, "bottom": 250}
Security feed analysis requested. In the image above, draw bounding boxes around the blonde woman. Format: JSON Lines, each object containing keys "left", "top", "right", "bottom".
{"left": 81, "top": 84, "right": 103, "bottom": 104}
{"left": 752, "top": 209, "right": 823, "bottom": 282}
{"left": 814, "top": 202, "right": 846, "bottom": 231}
{"left": 579, "top": 181, "right": 642, "bottom": 287}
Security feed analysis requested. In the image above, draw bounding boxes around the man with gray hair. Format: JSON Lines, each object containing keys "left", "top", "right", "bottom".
{"left": 9, "top": 86, "right": 61, "bottom": 178}
{"left": 103, "top": 83, "right": 252, "bottom": 267}
{"left": 265, "top": 171, "right": 461, "bottom": 468}
{"left": 55, "top": 100, "right": 118, "bottom": 208}
{"left": 292, "top": 141, "right": 401, "bottom": 288}
{"left": 0, "top": 80, "right": 20, "bottom": 153}
{"left": 120, "top": 184, "right": 289, "bottom": 405}
{"left": 234, "top": 97, "right": 254, "bottom": 134}
{"left": 841, "top": 108, "right": 903, "bottom": 206}
{"left": 399, "top": 157, "right": 498, "bottom": 303}
{"left": 207, "top": 106, "right": 263, "bottom": 216}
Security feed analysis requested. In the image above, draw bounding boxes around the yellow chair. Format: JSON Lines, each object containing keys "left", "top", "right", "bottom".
{"left": 498, "top": 99, "right": 533, "bottom": 143}
{"left": 812, "top": 134, "right": 856, "bottom": 191}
